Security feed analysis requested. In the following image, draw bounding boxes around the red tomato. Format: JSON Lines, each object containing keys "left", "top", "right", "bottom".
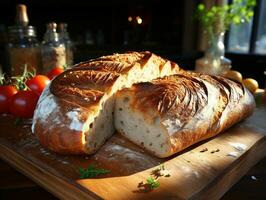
{"left": 0, "top": 85, "right": 18, "bottom": 113}
{"left": 26, "top": 75, "right": 50, "bottom": 96}
{"left": 9, "top": 90, "right": 39, "bottom": 118}
{"left": 47, "top": 67, "right": 64, "bottom": 80}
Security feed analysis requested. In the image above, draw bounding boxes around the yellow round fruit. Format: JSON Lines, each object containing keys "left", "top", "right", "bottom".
{"left": 242, "top": 78, "right": 259, "bottom": 94}
{"left": 223, "top": 70, "right": 243, "bottom": 83}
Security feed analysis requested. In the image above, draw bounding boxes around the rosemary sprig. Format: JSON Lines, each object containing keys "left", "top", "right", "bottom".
{"left": 79, "top": 165, "right": 110, "bottom": 179}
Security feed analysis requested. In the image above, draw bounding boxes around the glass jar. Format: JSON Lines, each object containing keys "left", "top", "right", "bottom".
{"left": 41, "top": 22, "right": 66, "bottom": 73}
{"left": 58, "top": 23, "right": 73, "bottom": 67}
{"left": 7, "top": 25, "right": 41, "bottom": 75}
{"left": 195, "top": 32, "right": 232, "bottom": 75}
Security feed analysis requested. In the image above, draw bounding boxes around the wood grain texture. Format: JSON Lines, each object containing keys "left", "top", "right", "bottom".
{"left": 0, "top": 93, "right": 265, "bottom": 200}
{"left": 0, "top": 159, "right": 36, "bottom": 189}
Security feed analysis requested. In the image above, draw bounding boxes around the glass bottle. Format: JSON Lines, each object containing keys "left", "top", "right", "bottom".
{"left": 58, "top": 23, "right": 73, "bottom": 67}
{"left": 41, "top": 22, "right": 66, "bottom": 73}
{"left": 7, "top": 4, "right": 41, "bottom": 75}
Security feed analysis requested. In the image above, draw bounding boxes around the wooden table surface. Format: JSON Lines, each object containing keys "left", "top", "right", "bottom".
{"left": 0, "top": 91, "right": 266, "bottom": 200}
{"left": 1, "top": 157, "right": 266, "bottom": 200}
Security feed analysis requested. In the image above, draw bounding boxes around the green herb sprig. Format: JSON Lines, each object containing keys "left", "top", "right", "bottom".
{"left": 137, "top": 164, "right": 170, "bottom": 192}
{"left": 146, "top": 177, "right": 160, "bottom": 190}
{"left": 79, "top": 165, "right": 110, "bottom": 179}
{"left": 11, "top": 65, "right": 36, "bottom": 90}
{"left": 196, "top": 0, "right": 256, "bottom": 35}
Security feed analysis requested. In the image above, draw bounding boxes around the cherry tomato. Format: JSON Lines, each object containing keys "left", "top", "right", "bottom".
{"left": 47, "top": 67, "right": 64, "bottom": 80}
{"left": 26, "top": 75, "right": 50, "bottom": 96}
{"left": 0, "top": 85, "right": 18, "bottom": 113}
{"left": 9, "top": 90, "right": 39, "bottom": 118}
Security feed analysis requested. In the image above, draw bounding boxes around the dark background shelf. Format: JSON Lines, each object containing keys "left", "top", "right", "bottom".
{"left": 0, "top": 0, "right": 265, "bottom": 86}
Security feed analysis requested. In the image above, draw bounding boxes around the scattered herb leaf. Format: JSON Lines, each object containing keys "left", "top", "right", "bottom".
{"left": 159, "top": 164, "right": 165, "bottom": 171}
{"left": 79, "top": 165, "right": 110, "bottom": 178}
{"left": 210, "top": 149, "right": 220, "bottom": 154}
{"left": 200, "top": 148, "right": 208, "bottom": 153}
{"left": 151, "top": 164, "right": 170, "bottom": 178}
{"left": 137, "top": 177, "right": 160, "bottom": 191}
{"left": 146, "top": 177, "right": 160, "bottom": 190}
{"left": 137, "top": 164, "right": 170, "bottom": 192}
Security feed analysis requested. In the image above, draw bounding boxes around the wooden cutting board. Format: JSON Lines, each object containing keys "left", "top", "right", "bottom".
{"left": 0, "top": 94, "right": 266, "bottom": 200}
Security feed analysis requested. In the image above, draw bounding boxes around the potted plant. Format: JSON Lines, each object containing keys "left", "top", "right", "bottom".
{"left": 195, "top": 0, "right": 256, "bottom": 75}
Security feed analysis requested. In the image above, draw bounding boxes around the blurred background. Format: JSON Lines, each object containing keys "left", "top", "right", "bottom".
{"left": 0, "top": 0, "right": 265, "bottom": 86}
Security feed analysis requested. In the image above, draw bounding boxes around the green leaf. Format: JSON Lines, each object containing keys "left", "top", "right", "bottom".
{"left": 224, "top": 5, "right": 229, "bottom": 11}
{"left": 247, "top": 10, "right": 254, "bottom": 17}
{"left": 233, "top": 16, "right": 241, "bottom": 24}
{"left": 197, "top": 4, "right": 205, "bottom": 11}
{"left": 146, "top": 177, "right": 160, "bottom": 189}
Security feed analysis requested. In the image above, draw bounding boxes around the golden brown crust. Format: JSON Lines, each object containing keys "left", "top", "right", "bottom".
{"left": 52, "top": 69, "right": 120, "bottom": 92}
{"left": 170, "top": 74, "right": 254, "bottom": 156}
{"left": 72, "top": 51, "right": 150, "bottom": 73}
{"left": 130, "top": 74, "right": 208, "bottom": 122}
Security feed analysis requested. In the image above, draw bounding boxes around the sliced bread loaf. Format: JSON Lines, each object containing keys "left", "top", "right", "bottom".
{"left": 114, "top": 73, "right": 255, "bottom": 158}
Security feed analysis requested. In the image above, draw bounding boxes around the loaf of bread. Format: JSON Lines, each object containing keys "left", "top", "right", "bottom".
{"left": 32, "top": 51, "right": 181, "bottom": 154}
{"left": 114, "top": 73, "right": 255, "bottom": 158}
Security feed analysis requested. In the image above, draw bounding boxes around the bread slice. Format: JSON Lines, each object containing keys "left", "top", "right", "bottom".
{"left": 32, "top": 51, "right": 181, "bottom": 154}
{"left": 114, "top": 73, "right": 255, "bottom": 158}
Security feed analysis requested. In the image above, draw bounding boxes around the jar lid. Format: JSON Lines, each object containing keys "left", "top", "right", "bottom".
{"left": 58, "top": 23, "right": 67, "bottom": 30}
{"left": 8, "top": 25, "right": 36, "bottom": 37}
{"left": 46, "top": 22, "right": 57, "bottom": 30}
